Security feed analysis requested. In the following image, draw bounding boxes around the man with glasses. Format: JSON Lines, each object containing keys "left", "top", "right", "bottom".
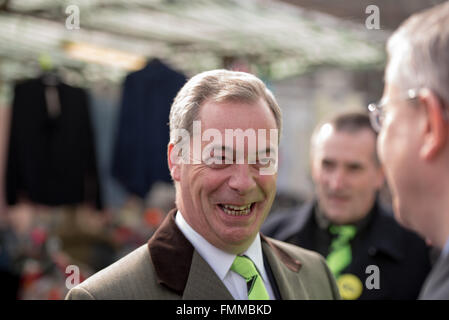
{"left": 368, "top": 2, "right": 449, "bottom": 299}
{"left": 263, "top": 112, "right": 431, "bottom": 299}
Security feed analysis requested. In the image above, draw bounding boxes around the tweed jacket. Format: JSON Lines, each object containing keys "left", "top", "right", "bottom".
{"left": 66, "top": 210, "right": 340, "bottom": 300}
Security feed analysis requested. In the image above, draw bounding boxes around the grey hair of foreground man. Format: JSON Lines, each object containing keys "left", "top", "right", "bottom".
{"left": 385, "top": 1, "right": 449, "bottom": 103}
{"left": 169, "top": 69, "right": 282, "bottom": 146}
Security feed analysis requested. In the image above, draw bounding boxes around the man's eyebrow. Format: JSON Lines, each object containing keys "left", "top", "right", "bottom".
{"left": 346, "top": 162, "right": 364, "bottom": 169}
{"left": 205, "top": 144, "right": 277, "bottom": 155}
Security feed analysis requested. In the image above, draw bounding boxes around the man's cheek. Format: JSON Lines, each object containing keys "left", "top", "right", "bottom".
{"left": 262, "top": 177, "right": 277, "bottom": 197}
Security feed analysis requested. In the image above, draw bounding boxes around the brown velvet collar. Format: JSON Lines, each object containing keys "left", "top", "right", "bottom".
{"left": 147, "top": 209, "right": 301, "bottom": 295}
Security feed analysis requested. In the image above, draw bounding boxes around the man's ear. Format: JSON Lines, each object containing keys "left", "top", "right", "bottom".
{"left": 309, "top": 154, "right": 318, "bottom": 183}
{"left": 419, "top": 89, "right": 449, "bottom": 160}
{"left": 167, "top": 143, "right": 181, "bottom": 181}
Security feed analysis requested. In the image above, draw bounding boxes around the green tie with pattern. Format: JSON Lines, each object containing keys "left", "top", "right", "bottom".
{"left": 231, "top": 255, "right": 269, "bottom": 300}
{"left": 326, "top": 225, "right": 357, "bottom": 278}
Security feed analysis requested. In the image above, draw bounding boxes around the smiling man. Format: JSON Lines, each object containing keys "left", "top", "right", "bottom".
{"left": 263, "top": 112, "right": 431, "bottom": 299}
{"left": 66, "top": 69, "right": 339, "bottom": 300}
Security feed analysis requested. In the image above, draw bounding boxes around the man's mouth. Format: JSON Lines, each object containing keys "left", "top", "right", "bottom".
{"left": 218, "top": 203, "right": 256, "bottom": 216}
{"left": 328, "top": 193, "right": 350, "bottom": 200}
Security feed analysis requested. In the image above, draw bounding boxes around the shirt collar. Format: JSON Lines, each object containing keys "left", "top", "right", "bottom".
{"left": 175, "top": 210, "right": 267, "bottom": 282}
{"left": 442, "top": 236, "right": 449, "bottom": 259}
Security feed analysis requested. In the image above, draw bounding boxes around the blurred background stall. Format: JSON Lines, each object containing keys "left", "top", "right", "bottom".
{"left": 0, "top": 0, "right": 444, "bottom": 299}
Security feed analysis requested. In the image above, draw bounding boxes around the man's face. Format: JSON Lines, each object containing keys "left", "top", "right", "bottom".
{"left": 169, "top": 98, "right": 278, "bottom": 254}
{"left": 311, "top": 126, "right": 384, "bottom": 225}
{"left": 376, "top": 81, "right": 425, "bottom": 229}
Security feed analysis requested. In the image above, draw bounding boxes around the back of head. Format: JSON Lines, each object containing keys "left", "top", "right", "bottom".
{"left": 169, "top": 69, "right": 282, "bottom": 145}
{"left": 386, "top": 2, "right": 449, "bottom": 104}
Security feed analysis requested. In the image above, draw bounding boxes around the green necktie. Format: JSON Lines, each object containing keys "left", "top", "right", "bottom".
{"left": 231, "top": 255, "right": 269, "bottom": 300}
{"left": 326, "top": 225, "right": 357, "bottom": 278}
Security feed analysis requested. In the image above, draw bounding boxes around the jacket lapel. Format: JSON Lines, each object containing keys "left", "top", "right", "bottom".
{"left": 182, "top": 251, "right": 233, "bottom": 300}
{"left": 148, "top": 209, "right": 193, "bottom": 295}
{"left": 261, "top": 236, "right": 308, "bottom": 299}
{"left": 148, "top": 209, "right": 233, "bottom": 299}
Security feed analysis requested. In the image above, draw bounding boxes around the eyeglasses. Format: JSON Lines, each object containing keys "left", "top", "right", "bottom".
{"left": 368, "top": 89, "right": 419, "bottom": 132}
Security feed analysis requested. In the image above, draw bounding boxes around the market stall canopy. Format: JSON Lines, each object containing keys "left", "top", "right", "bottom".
{"left": 281, "top": 0, "right": 448, "bottom": 30}
{"left": 0, "top": 0, "right": 388, "bottom": 84}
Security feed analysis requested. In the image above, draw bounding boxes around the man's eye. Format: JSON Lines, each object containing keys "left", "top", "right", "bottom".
{"left": 348, "top": 164, "right": 363, "bottom": 171}
{"left": 206, "top": 155, "right": 226, "bottom": 162}
{"left": 256, "top": 158, "right": 275, "bottom": 168}
{"left": 322, "top": 160, "right": 335, "bottom": 169}
{"left": 205, "top": 156, "right": 231, "bottom": 168}
{"left": 207, "top": 163, "right": 230, "bottom": 169}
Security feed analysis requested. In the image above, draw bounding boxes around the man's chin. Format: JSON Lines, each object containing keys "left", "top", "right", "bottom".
{"left": 325, "top": 211, "right": 350, "bottom": 225}
{"left": 218, "top": 233, "right": 257, "bottom": 254}
{"left": 392, "top": 198, "right": 412, "bottom": 230}
{"left": 393, "top": 209, "right": 404, "bottom": 225}
{"left": 320, "top": 199, "right": 356, "bottom": 224}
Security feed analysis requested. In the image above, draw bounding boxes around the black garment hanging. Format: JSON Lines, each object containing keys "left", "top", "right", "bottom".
{"left": 5, "top": 76, "right": 103, "bottom": 209}
{"left": 111, "top": 58, "right": 187, "bottom": 198}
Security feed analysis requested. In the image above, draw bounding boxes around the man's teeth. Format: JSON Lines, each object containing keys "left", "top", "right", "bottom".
{"left": 223, "top": 204, "right": 251, "bottom": 210}
{"left": 221, "top": 204, "right": 252, "bottom": 216}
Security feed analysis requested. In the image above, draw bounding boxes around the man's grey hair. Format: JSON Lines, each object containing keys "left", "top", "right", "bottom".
{"left": 169, "top": 69, "right": 282, "bottom": 144}
{"left": 385, "top": 1, "right": 449, "bottom": 104}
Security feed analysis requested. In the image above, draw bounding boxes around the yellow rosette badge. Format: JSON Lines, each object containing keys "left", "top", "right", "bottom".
{"left": 337, "top": 274, "right": 363, "bottom": 300}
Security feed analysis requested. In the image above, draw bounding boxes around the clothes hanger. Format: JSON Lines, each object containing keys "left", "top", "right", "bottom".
{"left": 38, "top": 53, "right": 61, "bottom": 86}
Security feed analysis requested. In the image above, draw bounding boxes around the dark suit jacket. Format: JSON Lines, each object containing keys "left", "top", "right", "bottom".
{"left": 111, "top": 59, "right": 186, "bottom": 198}
{"left": 66, "top": 209, "right": 340, "bottom": 300}
{"left": 262, "top": 200, "right": 432, "bottom": 299}
{"left": 419, "top": 252, "right": 449, "bottom": 299}
{"left": 5, "top": 77, "right": 102, "bottom": 209}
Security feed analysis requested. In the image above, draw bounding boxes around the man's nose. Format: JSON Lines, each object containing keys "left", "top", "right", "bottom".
{"left": 328, "top": 168, "right": 347, "bottom": 190}
{"left": 228, "top": 164, "right": 257, "bottom": 194}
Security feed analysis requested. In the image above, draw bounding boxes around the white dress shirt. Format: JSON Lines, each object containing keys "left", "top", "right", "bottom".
{"left": 175, "top": 210, "right": 275, "bottom": 300}
{"left": 442, "top": 236, "right": 449, "bottom": 259}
